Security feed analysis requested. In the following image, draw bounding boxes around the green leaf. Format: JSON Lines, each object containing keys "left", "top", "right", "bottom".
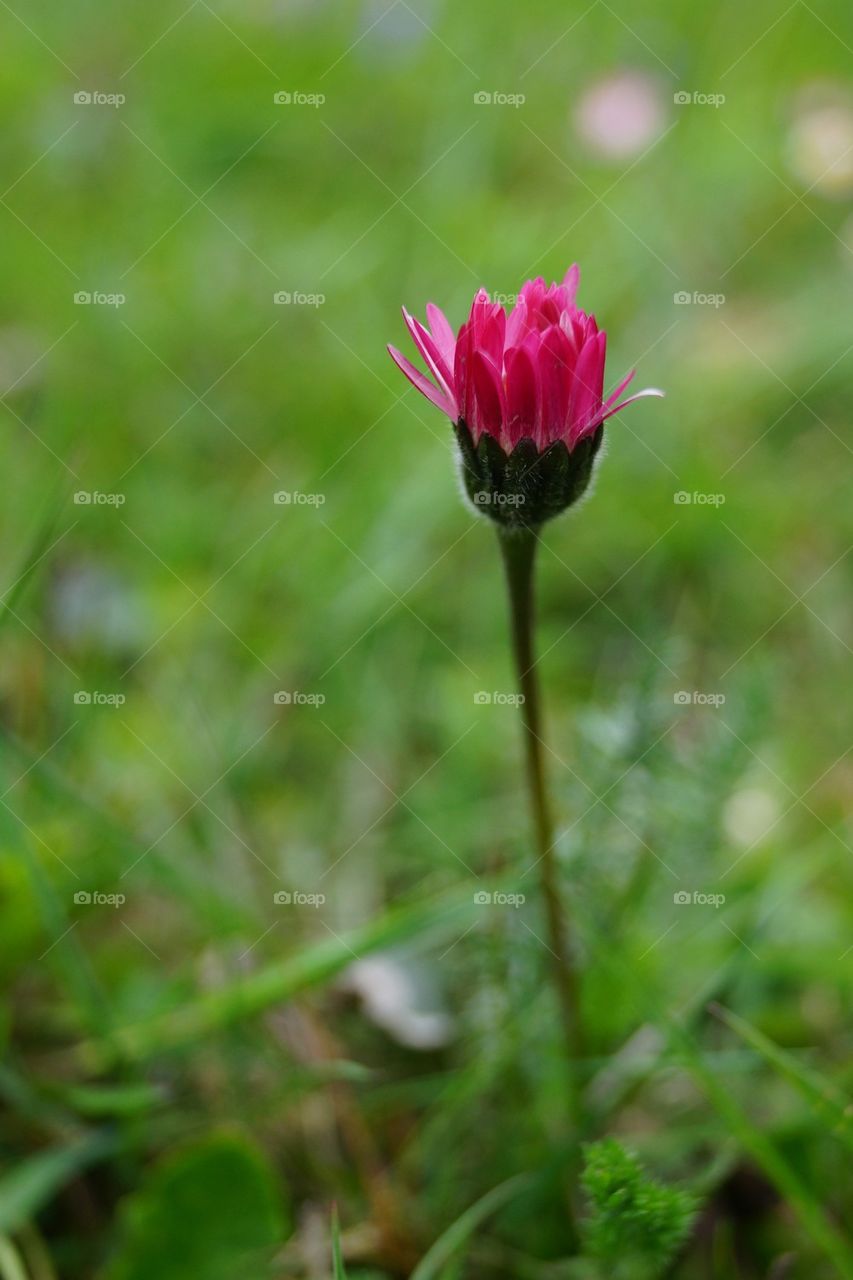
{"left": 105, "top": 1132, "right": 288, "bottom": 1280}
{"left": 0, "top": 1133, "right": 114, "bottom": 1235}
{"left": 409, "top": 1174, "right": 531, "bottom": 1280}
{"left": 51, "top": 1081, "right": 165, "bottom": 1118}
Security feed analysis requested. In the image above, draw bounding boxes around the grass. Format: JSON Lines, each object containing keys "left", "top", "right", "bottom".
{"left": 0, "top": 0, "right": 852, "bottom": 1275}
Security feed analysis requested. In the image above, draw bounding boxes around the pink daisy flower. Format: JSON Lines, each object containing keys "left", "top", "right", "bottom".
{"left": 388, "top": 266, "right": 662, "bottom": 453}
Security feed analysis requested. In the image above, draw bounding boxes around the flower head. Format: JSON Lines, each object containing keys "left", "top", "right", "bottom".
{"left": 388, "top": 268, "right": 663, "bottom": 527}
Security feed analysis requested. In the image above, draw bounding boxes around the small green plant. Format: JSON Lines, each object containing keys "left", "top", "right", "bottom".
{"left": 331, "top": 1205, "right": 348, "bottom": 1279}
{"left": 580, "top": 1138, "right": 697, "bottom": 1280}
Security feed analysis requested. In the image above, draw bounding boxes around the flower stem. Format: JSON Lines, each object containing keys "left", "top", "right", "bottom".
{"left": 497, "top": 525, "right": 584, "bottom": 1086}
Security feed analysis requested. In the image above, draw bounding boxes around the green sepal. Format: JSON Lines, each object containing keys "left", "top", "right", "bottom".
{"left": 453, "top": 421, "right": 603, "bottom": 528}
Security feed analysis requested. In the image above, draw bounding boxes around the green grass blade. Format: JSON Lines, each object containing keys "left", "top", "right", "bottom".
{"left": 577, "top": 915, "right": 853, "bottom": 1278}
{"left": 331, "top": 1205, "right": 347, "bottom": 1280}
{"left": 0, "top": 495, "right": 66, "bottom": 630}
{"left": 675, "top": 1033, "right": 853, "bottom": 1278}
{"left": 409, "top": 1174, "right": 531, "bottom": 1280}
{"left": 76, "top": 877, "right": 516, "bottom": 1069}
{"left": 710, "top": 1003, "right": 853, "bottom": 1154}
{"left": 0, "top": 1133, "right": 114, "bottom": 1235}
{"left": 0, "top": 1236, "right": 29, "bottom": 1280}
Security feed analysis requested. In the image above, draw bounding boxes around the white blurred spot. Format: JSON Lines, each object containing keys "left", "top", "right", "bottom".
{"left": 51, "top": 561, "right": 147, "bottom": 654}
{"left": 723, "top": 787, "right": 781, "bottom": 848}
{"left": 358, "top": 0, "right": 432, "bottom": 55}
{"left": 787, "top": 85, "right": 853, "bottom": 197}
{"left": 343, "top": 953, "right": 453, "bottom": 1050}
{"left": 574, "top": 71, "right": 666, "bottom": 159}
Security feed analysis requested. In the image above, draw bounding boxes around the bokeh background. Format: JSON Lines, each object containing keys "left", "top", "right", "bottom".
{"left": 1, "top": 0, "right": 852, "bottom": 1276}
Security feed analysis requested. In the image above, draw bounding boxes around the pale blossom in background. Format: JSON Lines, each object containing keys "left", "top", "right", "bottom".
{"left": 573, "top": 70, "right": 667, "bottom": 160}
{"left": 787, "top": 84, "right": 853, "bottom": 197}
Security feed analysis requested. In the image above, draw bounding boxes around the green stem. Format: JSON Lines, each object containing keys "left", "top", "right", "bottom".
{"left": 497, "top": 526, "right": 584, "bottom": 1082}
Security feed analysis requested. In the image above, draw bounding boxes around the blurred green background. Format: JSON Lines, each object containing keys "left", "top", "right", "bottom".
{"left": 1, "top": 0, "right": 852, "bottom": 1276}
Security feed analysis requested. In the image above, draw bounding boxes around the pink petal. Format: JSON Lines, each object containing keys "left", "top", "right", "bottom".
{"left": 478, "top": 308, "right": 506, "bottom": 367}
{"left": 505, "top": 344, "right": 538, "bottom": 447}
{"left": 453, "top": 321, "right": 475, "bottom": 424}
{"left": 425, "top": 303, "right": 457, "bottom": 369}
{"left": 387, "top": 345, "right": 456, "bottom": 419}
{"left": 568, "top": 331, "right": 606, "bottom": 445}
{"left": 602, "top": 368, "right": 636, "bottom": 412}
{"left": 539, "top": 325, "right": 574, "bottom": 447}
{"left": 467, "top": 288, "right": 490, "bottom": 331}
{"left": 505, "top": 299, "right": 529, "bottom": 348}
{"left": 563, "top": 263, "right": 580, "bottom": 303}
{"left": 600, "top": 386, "right": 665, "bottom": 422}
{"left": 471, "top": 350, "right": 506, "bottom": 442}
{"left": 519, "top": 277, "right": 547, "bottom": 325}
{"left": 403, "top": 307, "right": 454, "bottom": 394}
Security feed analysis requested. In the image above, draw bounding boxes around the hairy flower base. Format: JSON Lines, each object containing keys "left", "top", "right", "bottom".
{"left": 454, "top": 419, "right": 603, "bottom": 529}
